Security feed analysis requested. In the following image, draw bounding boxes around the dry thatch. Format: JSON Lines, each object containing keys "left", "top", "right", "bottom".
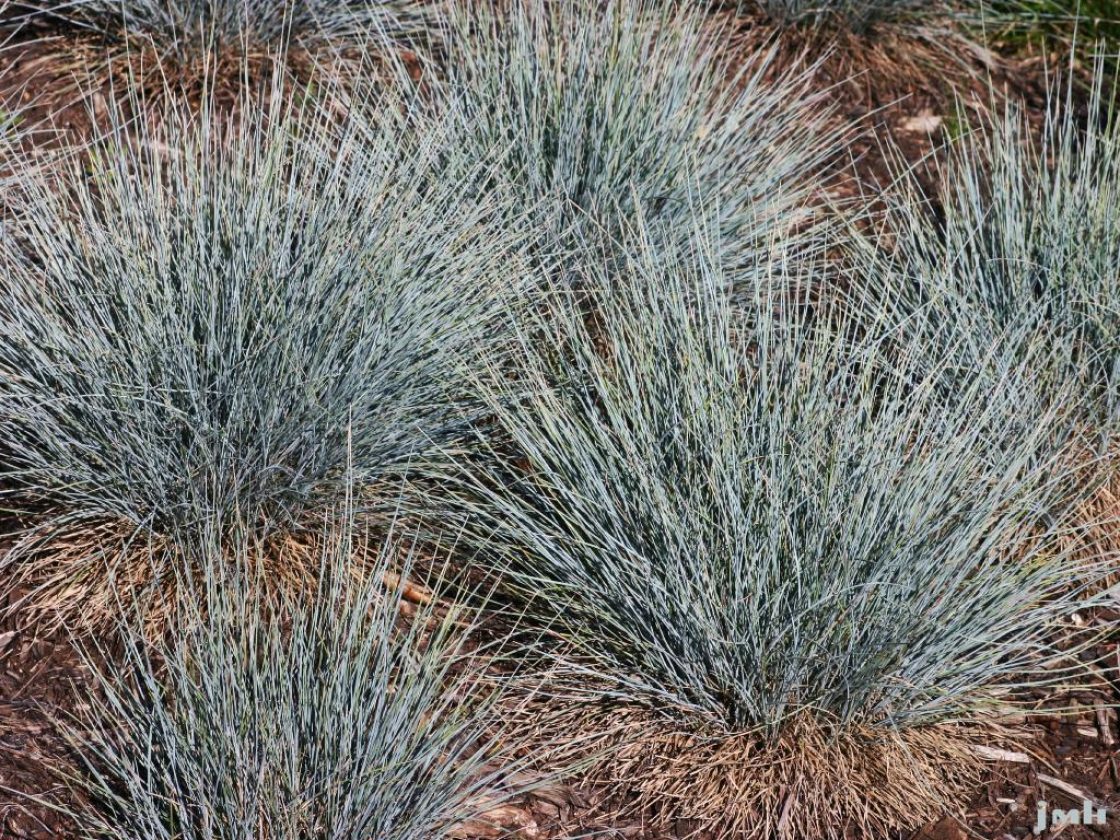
{"left": 506, "top": 691, "right": 1017, "bottom": 839}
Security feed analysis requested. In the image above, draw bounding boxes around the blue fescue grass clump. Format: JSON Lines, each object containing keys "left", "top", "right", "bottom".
{"left": 852, "top": 72, "right": 1120, "bottom": 430}
{"left": 434, "top": 0, "right": 835, "bottom": 282}
{"left": 750, "top": 0, "right": 943, "bottom": 29}
{"left": 846, "top": 69, "right": 1120, "bottom": 573}
{"left": 8, "top": 0, "right": 432, "bottom": 55}
{"left": 0, "top": 87, "right": 527, "bottom": 631}
{"left": 60, "top": 517, "right": 538, "bottom": 840}
{"left": 447, "top": 217, "right": 1107, "bottom": 837}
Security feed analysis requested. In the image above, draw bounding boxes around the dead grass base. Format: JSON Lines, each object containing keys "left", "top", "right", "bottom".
{"left": 1052, "top": 443, "right": 1120, "bottom": 593}
{"left": 1077, "top": 457, "right": 1120, "bottom": 588}
{"left": 513, "top": 697, "right": 1021, "bottom": 840}
{"left": 0, "top": 511, "right": 432, "bottom": 638}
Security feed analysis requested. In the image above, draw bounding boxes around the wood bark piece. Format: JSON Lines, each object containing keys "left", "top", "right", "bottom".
{"left": 381, "top": 570, "right": 433, "bottom": 605}
{"left": 1037, "top": 773, "right": 1102, "bottom": 809}
{"left": 972, "top": 745, "right": 1031, "bottom": 764}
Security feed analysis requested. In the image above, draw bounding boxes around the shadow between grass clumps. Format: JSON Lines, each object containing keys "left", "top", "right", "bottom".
{"left": 979, "top": 1, "right": 1120, "bottom": 87}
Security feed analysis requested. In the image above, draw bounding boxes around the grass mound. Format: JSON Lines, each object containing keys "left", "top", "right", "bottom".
{"left": 0, "top": 87, "right": 526, "bottom": 633}
{"left": 434, "top": 0, "right": 835, "bottom": 282}
{"left": 856, "top": 74, "right": 1120, "bottom": 425}
{"left": 447, "top": 218, "right": 1105, "bottom": 836}
{"left": 60, "top": 516, "right": 538, "bottom": 840}
{"left": 850, "top": 71, "right": 1120, "bottom": 567}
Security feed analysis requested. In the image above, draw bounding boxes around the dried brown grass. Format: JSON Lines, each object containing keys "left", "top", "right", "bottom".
{"left": 507, "top": 694, "right": 1019, "bottom": 839}
{"left": 0, "top": 511, "right": 431, "bottom": 637}
{"left": 1070, "top": 450, "right": 1120, "bottom": 589}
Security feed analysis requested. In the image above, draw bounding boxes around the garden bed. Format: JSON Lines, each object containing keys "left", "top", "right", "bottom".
{"left": 0, "top": 2, "right": 1118, "bottom": 838}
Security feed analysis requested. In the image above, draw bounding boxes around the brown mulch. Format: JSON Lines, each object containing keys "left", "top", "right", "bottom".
{"left": 719, "top": 11, "right": 1057, "bottom": 197}
{"left": 1, "top": 611, "right": 1116, "bottom": 839}
{"left": 908, "top": 616, "right": 1120, "bottom": 840}
{"left": 0, "top": 586, "right": 84, "bottom": 840}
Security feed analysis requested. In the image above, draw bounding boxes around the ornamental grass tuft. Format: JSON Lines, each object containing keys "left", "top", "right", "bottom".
{"left": 0, "top": 85, "right": 527, "bottom": 633}
{"left": 852, "top": 73, "right": 1120, "bottom": 427}
{"left": 847, "top": 68, "right": 1120, "bottom": 577}
{"left": 60, "top": 514, "right": 543, "bottom": 840}
{"left": 447, "top": 216, "right": 1108, "bottom": 837}
{"left": 432, "top": 0, "right": 835, "bottom": 284}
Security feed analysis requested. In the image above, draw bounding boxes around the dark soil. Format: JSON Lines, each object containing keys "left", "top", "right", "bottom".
{"left": 0, "top": 586, "right": 83, "bottom": 840}
{"left": 0, "top": 34, "right": 114, "bottom": 151}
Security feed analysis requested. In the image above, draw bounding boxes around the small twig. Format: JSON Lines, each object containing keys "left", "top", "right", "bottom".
{"left": 381, "top": 570, "right": 433, "bottom": 606}
{"left": 1095, "top": 703, "right": 1116, "bottom": 747}
{"left": 1037, "top": 773, "right": 1101, "bottom": 809}
{"left": 776, "top": 776, "right": 798, "bottom": 834}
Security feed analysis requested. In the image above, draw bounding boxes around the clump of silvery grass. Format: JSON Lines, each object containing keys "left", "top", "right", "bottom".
{"left": 7, "top": 0, "right": 433, "bottom": 57}
{"left": 851, "top": 73, "right": 1120, "bottom": 430}
{"left": 432, "top": 0, "right": 834, "bottom": 284}
{"left": 448, "top": 217, "right": 1106, "bottom": 837}
{"left": 846, "top": 70, "right": 1120, "bottom": 575}
{"left": 55, "top": 514, "right": 544, "bottom": 840}
{"left": 0, "top": 84, "right": 527, "bottom": 633}
{"left": 751, "top": 0, "right": 946, "bottom": 29}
